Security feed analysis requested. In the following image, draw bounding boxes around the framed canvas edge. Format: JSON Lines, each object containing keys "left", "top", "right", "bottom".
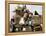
{"left": 5, "top": 1, "right": 45, "bottom": 35}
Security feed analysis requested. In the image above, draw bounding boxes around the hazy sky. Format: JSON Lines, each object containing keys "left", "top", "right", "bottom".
{"left": 10, "top": 4, "right": 42, "bottom": 20}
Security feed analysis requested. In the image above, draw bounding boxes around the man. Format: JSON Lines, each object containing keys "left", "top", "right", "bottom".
{"left": 10, "top": 16, "right": 15, "bottom": 32}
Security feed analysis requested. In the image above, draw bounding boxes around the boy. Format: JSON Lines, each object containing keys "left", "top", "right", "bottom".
{"left": 28, "top": 12, "right": 34, "bottom": 31}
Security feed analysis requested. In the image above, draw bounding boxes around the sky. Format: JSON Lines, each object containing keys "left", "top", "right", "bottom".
{"left": 10, "top": 4, "right": 42, "bottom": 20}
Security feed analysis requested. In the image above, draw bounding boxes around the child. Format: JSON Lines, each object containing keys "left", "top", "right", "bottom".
{"left": 28, "top": 12, "right": 34, "bottom": 31}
